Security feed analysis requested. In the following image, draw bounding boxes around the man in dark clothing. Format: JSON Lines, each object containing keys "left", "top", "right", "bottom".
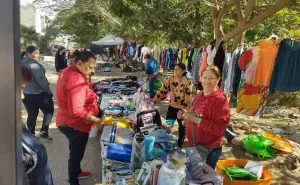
{"left": 55, "top": 47, "right": 68, "bottom": 73}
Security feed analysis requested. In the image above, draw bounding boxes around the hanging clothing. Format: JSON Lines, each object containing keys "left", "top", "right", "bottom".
{"left": 152, "top": 49, "right": 160, "bottom": 64}
{"left": 169, "top": 48, "right": 177, "bottom": 70}
{"left": 160, "top": 50, "right": 166, "bottom": 69}
{"left": 207, "top": 45, "right": 217, "bottom": 66}
{"left": 236, "top": 50, "right": 269, "bottom": 117}
{"left": 252, "top": 39, "right": 280, "bottom": 86}
{"left": 192, "top": 48, "right": 204, "bottom": 86}
{"left": 136, "top": 44, "right": 144, "bottom": 63}
{"left": 192, "top": 48, "right": 199, "bottom": 62}
{"left": 231, "top": 49, "right": 244, "bottom": 96}
{"left": 224, "top": 48, "right": 242, "bottom": 94}
{"left": 165, "top": 49, "right": 171, "bottom": 69}
{"left": 244, "top": 47, "right": 260, "bottom": 84}
{"left": 181, "top": 48, "right": 188, "bottom": 65}
{"left": 187, "top": 47, "right": 195, "bottom": 72}
{"left": 177, "top": 49, "right": 182, "bottom": 63}
{"left": 221, "top": 53, "right": 232, "bottom": 93}
{"left": 213, "top": 41, "right": 225, "bottom": 87}
{"left": 198, "top": 52, "right": 208, "bottom": 83}
{"left": 141, "top": 46, "right": 151, "bottom": 63}
{"left": 269, "top": 39, "right": 300, "bottom": 94}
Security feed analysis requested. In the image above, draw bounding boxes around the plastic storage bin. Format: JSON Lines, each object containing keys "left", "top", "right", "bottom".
{"left": 216, "top": 159, "right": 273, "bottom": 185}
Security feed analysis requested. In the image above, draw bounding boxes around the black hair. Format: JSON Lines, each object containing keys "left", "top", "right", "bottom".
{"left": 21, "top": 65, "right": 32, "bottom": 82}
{"left": 74, "top": 50, "right": 96, "bottom": 63}
{"left": 56, "top": 47, "right": 65, "bottom": 55}
{"left": 21, "top": 51, "right": 26, "bottom": 59}
{"left": 144, "top": 53, "right": 152, "bottom": 59}
{"left": 175, "top": 63, "right": 187, "bottom": 76}
{"left": 25, "top": 46, "right": 39, "bottom": 55}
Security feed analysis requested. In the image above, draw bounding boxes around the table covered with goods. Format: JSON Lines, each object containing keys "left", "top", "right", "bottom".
{"left": 91, "top": 75, "right": 292, "bottom": 185}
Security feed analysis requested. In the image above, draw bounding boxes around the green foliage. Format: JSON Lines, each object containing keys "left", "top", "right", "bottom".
{"left": 56, "top": 7, "right": 107, "bottom": 46}
{"left": 20, "top": 24, "right": 39, "bottom": 46}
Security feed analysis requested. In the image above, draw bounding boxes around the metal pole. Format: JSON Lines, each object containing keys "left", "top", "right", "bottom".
{"left": 0, "top": 0, "right": 22, "bottom": 185}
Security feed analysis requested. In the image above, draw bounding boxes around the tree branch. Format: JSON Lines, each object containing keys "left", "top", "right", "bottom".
{"left": 236, "top": 0, "right": 245, "bottom": 22}
{"left": 244, "top": 0, "right": 256, "bottom": 19}
{"left": 224, "top": 0, "right": 294, "bottom": 42}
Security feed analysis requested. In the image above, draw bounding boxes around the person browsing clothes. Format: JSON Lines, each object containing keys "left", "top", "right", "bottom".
{"left": 153, "top": 63, "right": 193, "bottom": 148}
{"left": 56, "top": 50, "right": 104, "bottom": 185}
{"left": 178, "top": 66, "right": 230, "bottom": 169}
{"left": 145, "top": 53, "right": 158, "bottom": 99}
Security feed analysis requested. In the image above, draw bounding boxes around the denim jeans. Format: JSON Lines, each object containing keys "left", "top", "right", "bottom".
{"left": 206, "top": 146, "right": 222, "bottom": 169}
{"left": 59, "top": 124, "right": 89, "bottom": 185}
{"left": 22, "top": 124, "right": 54, "bottom": 185}
{"left": 148, "top": 77, "right": 158, "bottom": 99}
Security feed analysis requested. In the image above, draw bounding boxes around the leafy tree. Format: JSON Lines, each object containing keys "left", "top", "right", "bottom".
{"left": 204, "top": 0, "right": 299, "bottom": 48}
{"left": 55, "top": 6, "right": 107, "bottom": 46}
{"left": 20, "top": 24, "right": 39, "bottom": 46}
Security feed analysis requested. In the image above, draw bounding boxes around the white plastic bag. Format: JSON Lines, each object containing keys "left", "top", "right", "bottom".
{"left": 157, "top": 162, "right": 186, "bottom": 185}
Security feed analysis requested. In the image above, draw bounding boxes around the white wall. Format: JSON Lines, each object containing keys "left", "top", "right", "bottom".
{"left": 20, "top": 4, "right": 46, "bottom": 35}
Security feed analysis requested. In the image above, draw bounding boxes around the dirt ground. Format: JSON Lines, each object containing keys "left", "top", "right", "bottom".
{"left": 22, "top": 59, "right": 300, "bottom": 185}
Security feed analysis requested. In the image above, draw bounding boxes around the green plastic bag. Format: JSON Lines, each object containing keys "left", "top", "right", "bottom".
{"left": 242, "top": 134, "right": 276, "bottom": 159}
{"left": 154, "top": 80, "right": 162, "bottom": 89}
{"left": 221, "top": 166, "right": 258, "bottom": 181}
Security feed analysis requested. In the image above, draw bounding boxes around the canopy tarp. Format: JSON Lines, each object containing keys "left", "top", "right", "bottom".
{"left": 92, "top": 35, "right": 124, "bottom": 46}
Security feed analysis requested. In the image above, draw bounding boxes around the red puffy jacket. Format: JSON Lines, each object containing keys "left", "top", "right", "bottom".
{"left": 56, "top": 66, "right": 99, "bottom": 133}
{"left": 186, "top": 89, "right": 230, "bottom": 150}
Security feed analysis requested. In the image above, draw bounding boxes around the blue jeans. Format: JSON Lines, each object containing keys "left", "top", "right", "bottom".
{"left": 148, "top": 77, "right": 158, "bottom": 99}
{"left": 206, "top": 146, "right": 222, "bottom": 169}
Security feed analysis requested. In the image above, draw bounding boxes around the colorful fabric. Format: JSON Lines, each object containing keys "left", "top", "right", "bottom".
{"left": 236, "top": 50, "right": 269, "bottom": 117}
{"left": 252, "top": 39, "right": 280, "bottom": 86}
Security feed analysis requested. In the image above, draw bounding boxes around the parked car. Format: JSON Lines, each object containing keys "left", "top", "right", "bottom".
{"left": 51, "top": 44, "right": 64, "bottom": 56}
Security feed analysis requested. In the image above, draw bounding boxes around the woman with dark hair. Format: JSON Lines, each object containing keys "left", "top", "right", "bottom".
{"left": 55, "top": 47, "right": 67, "bottom": 73}
{"left": 22, "top": 46, "right": 54, "bottom": 140}
{"left": 56, "top": 50, "right": 104, "bottom": 185}
{"left": 21, "top": 65, "right": 54, "bottom": 185}
{"left": 178, "top": 66, "right": 230, "bottom": 169}
{"left": 153, "top": 63, "right": 193, "bottom": 148}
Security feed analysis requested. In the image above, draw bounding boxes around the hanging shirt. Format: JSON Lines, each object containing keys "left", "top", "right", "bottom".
{"left": 199, "top": 52, "right": 208, "bottom": 83}
{"left": 221, "top": 53, "right": 232, "bottom": 93}
{"left": 141, "top": 46, "right": 151, "bottom": 63}
{"left": 192, "top": 48, "right": 199, "bottom": 62}
{"left": 269, "top": 39, "right": 300, "bottom": 94}
{"left": 192, "top": 48, "right": 204, "bottom": 86}
{"left": 252, "top": 39, "right": 280, "bottom": 86}
{"left": 207, "top": 45, "right": 217, "bottom": 66}
{"left": 244, "top": 47, "right": 260, "bottom": 84}
{"left": 181, "top": 48, "right": 188, "bottom": 65}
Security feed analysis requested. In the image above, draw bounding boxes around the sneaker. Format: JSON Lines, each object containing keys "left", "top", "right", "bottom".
{"left": 38, "top": 132, "right": 53, "bottom": 140}
{"left": 78, "top": 171, "right": 91, "bottom": 179}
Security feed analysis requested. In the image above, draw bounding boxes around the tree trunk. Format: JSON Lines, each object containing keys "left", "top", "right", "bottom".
{"left": 233, "top": 31, "right": 245, "bottom": 49}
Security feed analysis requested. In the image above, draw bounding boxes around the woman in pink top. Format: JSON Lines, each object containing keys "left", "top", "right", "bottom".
{"left": 56, "top": 50, "right": 103, "bottom": 185}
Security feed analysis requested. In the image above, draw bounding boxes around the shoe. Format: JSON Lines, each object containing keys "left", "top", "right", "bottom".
{"left": 38, "top": 132, "right": 53, "bottom": 140}
{"left": 78, "top": 171, "right": 91, "bottom": 179}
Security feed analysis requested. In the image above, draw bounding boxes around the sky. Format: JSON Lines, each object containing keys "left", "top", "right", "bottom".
{"left": 20, "top": 0, "right": 34, "bottom": 5}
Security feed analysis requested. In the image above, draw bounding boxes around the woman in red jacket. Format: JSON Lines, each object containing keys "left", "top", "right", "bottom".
{"left": 56, "top": 50, "right": 103, "bottom": 185}
{"left": 178, "top": 66, "right": 230, "bottom": 169}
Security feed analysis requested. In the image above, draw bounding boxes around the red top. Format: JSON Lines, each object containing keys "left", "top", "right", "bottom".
{"left": 56, "top": 66, "right": 99, "bottom": 133}
{"left": 186, "top": 89, "right": 230, "bottom": 150}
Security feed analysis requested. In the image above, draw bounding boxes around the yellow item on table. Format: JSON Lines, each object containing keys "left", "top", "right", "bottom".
{"left": 104, "top": 117, "right": 113, "bottom": 126}
{"left": 120, "top": 64, "right": 124, "bottom": 70}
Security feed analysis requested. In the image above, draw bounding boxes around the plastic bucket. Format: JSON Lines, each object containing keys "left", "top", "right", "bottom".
{"left": 216, "top": 160, "right": 273, "bottom": 185}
